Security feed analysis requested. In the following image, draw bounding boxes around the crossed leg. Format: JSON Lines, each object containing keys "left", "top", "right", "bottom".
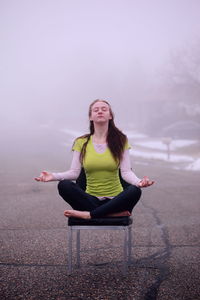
{"left": 59, "top": 180, "right": 141, "bottom": 219}
{"left": 63, "top": 209, "right": 131, "bottom": 219}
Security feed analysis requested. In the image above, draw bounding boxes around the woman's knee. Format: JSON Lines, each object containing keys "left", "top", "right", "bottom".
{"left": 57, "top": 179, "right": 73, "bottom": 195}
{"left": 128, "top": 185, "right": 142, "bottom": 199}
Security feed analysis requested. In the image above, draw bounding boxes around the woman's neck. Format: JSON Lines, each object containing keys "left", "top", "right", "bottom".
{"left": 92, "top": 123, "right": 108, "bottom": 144}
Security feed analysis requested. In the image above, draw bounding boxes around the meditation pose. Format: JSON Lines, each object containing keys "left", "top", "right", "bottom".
{"left": 35, "top": 99, "right": 154, "bottom": 219}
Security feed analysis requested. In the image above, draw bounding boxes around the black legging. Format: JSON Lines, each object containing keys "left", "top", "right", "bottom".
{"left": 58, "top": 180, "right": 142, "bottom": 218}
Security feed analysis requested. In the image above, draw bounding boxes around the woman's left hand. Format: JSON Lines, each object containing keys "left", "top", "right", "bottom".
{"left": 138, "top": 176, "right": 155, "bottom": 188}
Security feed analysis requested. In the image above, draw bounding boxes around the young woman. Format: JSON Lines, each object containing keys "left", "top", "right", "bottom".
{"left": 35, "top": 99, "right": 154, "bottom": 219}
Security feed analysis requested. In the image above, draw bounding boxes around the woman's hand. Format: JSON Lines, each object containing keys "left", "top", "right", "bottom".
{"left": 34, "top": 171, "right": 54, "bottom": 182}
{"left": 138, "top": 176, "right": 155, "bottom": 188}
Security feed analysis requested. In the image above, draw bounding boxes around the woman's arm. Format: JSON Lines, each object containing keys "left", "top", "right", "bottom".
{"left": 35, "top": 151, "right": 81, "bottom": 182}
{"left": 120, "top": 150, "right": 141, "bottom": 186}
{"left": 120, "top": 150, "right": 154, "bottom": 187}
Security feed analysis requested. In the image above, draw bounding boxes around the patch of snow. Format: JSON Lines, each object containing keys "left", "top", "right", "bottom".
{"left": 133, "top": 139, "right": 197, "bottom": 151}
{"left": 186, "top": 158, "right": 200, "bottom": 171}
{"left": 134, "top": 141, "right": 167, "bottom": 151}
{"left": 171, "top": 140, "right": 197, "bottom": 148}
{"left": 125, "top": 131, "right": 147, "bottom": 139}
{"left": 130, "top": 149, "right": 193, "bottom": 163}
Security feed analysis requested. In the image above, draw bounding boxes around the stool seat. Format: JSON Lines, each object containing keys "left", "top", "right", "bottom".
{"left": 68, "top": 216, "right": 133, "bottom": 226}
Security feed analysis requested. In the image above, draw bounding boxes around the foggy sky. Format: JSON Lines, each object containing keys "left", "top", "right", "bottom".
{"left": 1, "top": 0, "right": 200, "bottom": 132}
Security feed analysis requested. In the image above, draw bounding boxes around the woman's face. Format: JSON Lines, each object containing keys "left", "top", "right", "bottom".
{"left": 89, "top": 101, "right": 112, "bottom": 123}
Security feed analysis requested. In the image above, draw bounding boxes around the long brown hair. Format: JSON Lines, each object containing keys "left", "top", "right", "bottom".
{"left": 74, "top": 99, "right": 127, "bottom": 164}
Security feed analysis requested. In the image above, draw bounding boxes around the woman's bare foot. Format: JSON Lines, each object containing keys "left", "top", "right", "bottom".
{"left": 106, "top": 210, "right": 131, "bottom": 217}
{"left": 64, "top": 209, "right": 91, "bottom": 219}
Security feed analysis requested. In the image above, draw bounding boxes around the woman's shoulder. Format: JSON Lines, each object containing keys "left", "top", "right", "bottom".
{"left": 72, "top": 135, "right": 90, "bottom": 151}
{"left": 74, "top": 135, "right": 89, "bottom": 144}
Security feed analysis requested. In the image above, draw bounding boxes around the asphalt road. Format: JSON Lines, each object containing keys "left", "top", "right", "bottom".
{"left": 1, "top": 151, "right": 200, "bottom": 300}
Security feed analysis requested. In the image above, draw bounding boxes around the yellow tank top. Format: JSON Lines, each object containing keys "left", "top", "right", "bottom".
{"left": 72, "top": 136, "right": 130, "bottom": 197}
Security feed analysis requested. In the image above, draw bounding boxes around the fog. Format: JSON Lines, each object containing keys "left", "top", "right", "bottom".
{"left": 1, "top": 3, "right": 200, "bottom": 296}
{"left": 1, "top": 0, "right": 200, "bottom": 157}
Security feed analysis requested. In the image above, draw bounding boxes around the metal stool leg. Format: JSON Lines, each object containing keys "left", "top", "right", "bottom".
{"left": 68, "top": 227, "right": 73, "bottom": 275}
{"left": 123, "top": 228, "right": 128, "bottom": 275}
{"left": 76, "top": 229, "right": 80, "bottom": 267}
{"left": 128, "top": 225, "right": 132, "bottom": 265}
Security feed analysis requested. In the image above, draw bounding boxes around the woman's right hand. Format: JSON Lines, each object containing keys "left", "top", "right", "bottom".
{"left": 34, "top": 171, "right": 54, "bottom": 182}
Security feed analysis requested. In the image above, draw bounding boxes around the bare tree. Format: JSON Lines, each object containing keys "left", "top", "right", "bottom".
{"left": 164, "top": 40, "right": 200, "bottom": 118}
